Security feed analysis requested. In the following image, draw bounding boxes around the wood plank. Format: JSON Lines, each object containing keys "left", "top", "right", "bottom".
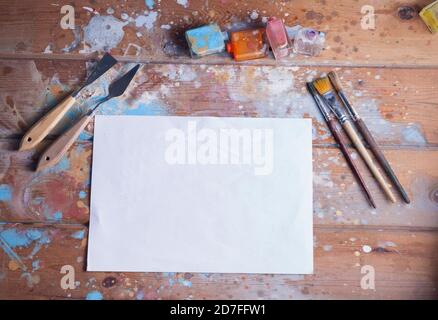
{"left": 0, "top": 223, "right": 436, "bottom": 300}
{"left": 1, "top": 59, "right": 437, "bottom": 146}
{"left": 1, "top": 139, "right": 437, "bottom": 227}
{"left": 0, "top": 0, "right": 437, "bottom": 67}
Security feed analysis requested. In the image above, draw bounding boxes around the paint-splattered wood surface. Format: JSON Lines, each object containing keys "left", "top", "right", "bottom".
{"left": 1, "top": 140, "right": 438, "bottom": 228}
{"left": 0, "top": 0, "right": 437, "bottom": 67}
{"left": 0, "top": 0, "right": 437, "bottom": 300}
{"left": 1, "top": 60, "right": 437, "bottom": 146}
{"left": 1, "top": 223, "right": 437, "bottom": 300}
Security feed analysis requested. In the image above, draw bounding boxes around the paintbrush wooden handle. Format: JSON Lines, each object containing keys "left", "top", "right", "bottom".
{"left": 342, "top": 121, "right": 396, "bottom": 203}
{"left": 355, "top": 118, "right": 410, "bottom": 203}
{"left": 19, "top": 95, "right": 77, "bottom": 151}
{"left": 36, "top": 113, "right": 92, "bottom": 172}
{"left": 327, "top": 119, "right": 376, "bottom": 208}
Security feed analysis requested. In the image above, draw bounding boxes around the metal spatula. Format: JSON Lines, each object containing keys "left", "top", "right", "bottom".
{"left": 36, "top": 64, "right": 140, "bottom": 172}
{"left": 19, "top": 53, "right": 118, "bottom": 151}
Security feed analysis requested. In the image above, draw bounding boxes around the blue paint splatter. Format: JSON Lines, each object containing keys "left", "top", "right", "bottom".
{"left": 125, "top": 102, "right": 167, "bottom": 116}
{"left": 43, "top": 157, "right": 70, "bottom": 174}
{"left": 26, "top": 229, "right": 43, "bottom": 241}
{"left": 0, "top": 228, "right": 51, "bottom": 263}
{"left": 145, "top": 0, "right": 155, "bottom": 10}
{"left": 0, "top": 228, "right": 32, "bottom": 248}
{"left": 71, "top": 230, "right": 85, "bottom": 240}
{"left": 32, "top": 259, "right": 40, "bottom": 271}
{"left": 86, "top": 290, "right": 103, "bottom": 300}
{"left": 55, "top": 157, "right": 70, "bottom": 171}
{"left": 402, "top": 126, "right": 427, "bottom": 146}
{"left": 52, "top": 211, "right": 63, "bottom": 221}
{"left": 79, "top": 191, "right": 87, "bottom": 199}
{"left": 163, "top": 272, "right": 192, "bottom": 288}
{"left": 0, "top": 184, "right": 12, "bottom": 202}
{"left": 78, "top": 130, "right": 93, "bottom": 141}
{"left": 136, "top": 290, "right": 144, "bottom": 300}
{"left": 178, "top": 278, "right": 192, "bottom": 288}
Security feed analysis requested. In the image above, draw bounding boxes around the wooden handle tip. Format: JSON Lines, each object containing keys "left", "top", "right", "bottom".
{"left": 328, "top": 71, "right": 342, "bottom": 92}
{"left": 18, "top": 135, "right": 36, "bottom": 151}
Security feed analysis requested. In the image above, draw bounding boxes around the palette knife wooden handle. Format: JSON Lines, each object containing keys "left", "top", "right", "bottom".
{"left": 19, "top": 95, "right": 77, "bottom": 151}
{"left": 36, "top": 113, "right": 93, "bottom": 172}
{"left": 343, "top": 121, "right": 396, "bottom": 203}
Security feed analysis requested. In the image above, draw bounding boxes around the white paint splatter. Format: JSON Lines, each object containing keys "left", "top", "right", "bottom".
{"left": 313, "top": 173, "right": 334, "bottom": 188}
{"left": 250, "top": 10, "right": 259, "bottom": 20}
{"left": 362, "top": 245, "right": 372, "bottom": 253}
{"left": 83, "top": 7, "right": 99, "bottom": 15}
{"left": 161, "top": 64, "right": 197, "bottom": 82}
{"left": 176, "top": 0, "right": 189, "bottom": 8}
{"left": 43, "top": 44, "right": 53, "bottom": 54}
{"left": 83, "top": 15, "right": 127, "bottom": 51}
{"left": 322, "top": 244, "right": 333, "bottom": 252}
{"left": 161, "top": 24, "right": 171, "bottom": 30}
{"left": 356, "top": 99, "right": 427, "bottom": 146}
{"left": 135, "top": 11, "right": 158, "bottom": 30}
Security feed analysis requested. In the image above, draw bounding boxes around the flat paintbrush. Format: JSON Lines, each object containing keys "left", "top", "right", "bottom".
{"left": 313, "top": 77, "right": 396, "bottom": 203}
{"left": 328, "top": 71, "right": 410, "bottom": 204}
{"left": 307, "top": 82, "right": 376, "bottom": 208}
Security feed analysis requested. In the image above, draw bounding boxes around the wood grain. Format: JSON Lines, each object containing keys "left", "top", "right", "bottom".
{"left": 0, "top": 0, "right": 437, "bottom": 301}
{"left": 342, "top": 120, "right": 396, "bottom": 203}
{"left": 1, "top": 60, "right": 437, "bottom": 146}
{"left": 0, "top": 223, "right": 436, "bottom": 300}
{"left": 1, "top": 139, "right": 437, "bottom": 227}
{"left": 0, "top": 0, "right": 437, "bottom": 67}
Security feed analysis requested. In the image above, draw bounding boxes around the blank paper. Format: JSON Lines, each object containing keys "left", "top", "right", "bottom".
{"left": 88, "top": 115, "right": 313, "bottom": 274}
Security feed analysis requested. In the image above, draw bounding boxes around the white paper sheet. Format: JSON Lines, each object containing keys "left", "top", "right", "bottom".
{"left": 88, "top": 116, "right": 313, "bottom": 274}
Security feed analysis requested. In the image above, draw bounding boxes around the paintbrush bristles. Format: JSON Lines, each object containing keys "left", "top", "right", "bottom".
{"left": 328, "top": 71, "right": 342, "bottom": 92}
{"left": 313, "top": 77, "right": 333, "bottom": 96}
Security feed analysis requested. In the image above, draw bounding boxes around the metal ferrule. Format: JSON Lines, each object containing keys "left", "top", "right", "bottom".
{"left": 339, "top": 92, "right": 359, "bottom": 121}
{"left": 307, "top": 83, "right": 331, "bottom": 122}
{"left": 323, "top": 93, "right": 348, "bottom": 124}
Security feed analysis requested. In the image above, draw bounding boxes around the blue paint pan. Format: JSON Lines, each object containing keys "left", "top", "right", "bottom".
{"left": 185, "top": 24, "right": 228, "bottom": 58}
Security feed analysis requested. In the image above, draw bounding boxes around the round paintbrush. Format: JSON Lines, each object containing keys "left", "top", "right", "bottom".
{"left": 313, "top": 77, "right": 396, "bottom": 203}
{"left": 328, "top": 71, "right": 410, "bottom": 204}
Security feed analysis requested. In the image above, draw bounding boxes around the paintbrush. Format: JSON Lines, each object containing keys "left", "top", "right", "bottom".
{"left": 307, "top": 82, "right": 376, "bottom": 208}
{"left": 19, "top": 53, "right": 118, "bottom": 151}
{"left": 328, "top": 71, "right": 410, "bottom": 204}
{"left": 313, "top": 77, "right": 396, "bottom": 203}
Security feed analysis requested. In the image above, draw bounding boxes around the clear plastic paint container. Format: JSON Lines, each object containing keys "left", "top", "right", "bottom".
{"left": 292, "top": 27, "right": 326, "bottom": 56}
{"left": 185, "top": 24, "right": 229, "bottom": 58}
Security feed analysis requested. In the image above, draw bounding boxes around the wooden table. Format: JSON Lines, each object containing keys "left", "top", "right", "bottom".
{"left": 0, "top": 0, "right": 437, "bottom": 300}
